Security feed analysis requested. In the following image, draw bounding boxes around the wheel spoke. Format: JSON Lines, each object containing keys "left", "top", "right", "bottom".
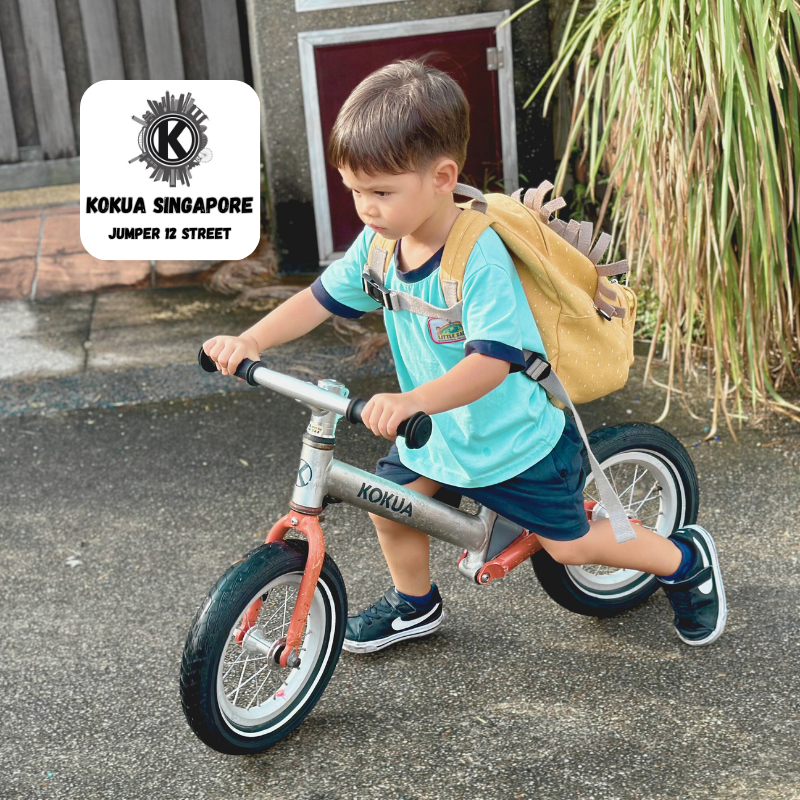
{"left": 513, "top": 434, "right": 694, "bottom": 638}
{"left": 580, "top": 563, "right": 623, "bottom": 576}
{"left": 232, "top": 654, "right": 250, "bottom": 705}
{"left": 227, "top": 660, "right": 273, "bottom": 700}
{"left": 262, "top": 619, "right": 293, "bottom": 637}
{"left": 222, "top": 650, "right": 250, "bottom": 680}
{"left": 618, "top": 465, "right": 649, "bottom": 505}
{"left": 630, "top": 482, "right": 659, "bottom": 515}
{"left": 246, "top": 669, "right": 277, "bottom": 710}
{"left": 569, "top": 447, "right": 686, "bottom": 593}
{"left": 222, "top": 586, "right": 306, "bottom": 708}
{"left": 607, "top": 465, "right": 621, "bottom": 496}
{"left": 257, "top": 591, "right": 294, "bottom": 630}
{"left": 223, "top": 654, "right": 273, "bottom": 684}
{"left": 618, "top": 465, "right": 638, "bottom": 504}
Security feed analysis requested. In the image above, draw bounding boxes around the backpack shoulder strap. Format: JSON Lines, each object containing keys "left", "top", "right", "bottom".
{"left": 362, "top": 232, "right": 461, "bottom": 320}
{"left": 439, "top": 209, "right": 492, "bottom": 305}
{"left": 365, "top": 233, "right": 397, "bottom": 282}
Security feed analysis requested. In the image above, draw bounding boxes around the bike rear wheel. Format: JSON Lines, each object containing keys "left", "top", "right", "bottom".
{"left": 532, "top": 422, "right": 699, "bottom": 617}
{"left": 180, "top": 539, "right": 347, "bottom": 754}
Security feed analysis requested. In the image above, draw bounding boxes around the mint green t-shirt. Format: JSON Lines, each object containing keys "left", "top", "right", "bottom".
{"left": 312, "top": 224, "right": 565, "bottom": 488}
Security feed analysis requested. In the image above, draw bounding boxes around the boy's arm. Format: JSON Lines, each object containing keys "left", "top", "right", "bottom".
{"left": 205, "top": 227, "right": 379, "bottom": 376}
{"left": 361, "top": 353, "right": 509, "bottom": 439}
{"left": 411, "top": 352, "right": 509, "bottom": 413}
{"left": 203, "top": 287, "right": 332, "bottom": 375}
{"left": 242, "top": 286, "right": 332, "bottom": 350}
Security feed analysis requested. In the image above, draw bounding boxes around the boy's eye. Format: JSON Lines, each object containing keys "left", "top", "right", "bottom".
{"left": 349, "top": 188, "right": 389, "bottom": 197}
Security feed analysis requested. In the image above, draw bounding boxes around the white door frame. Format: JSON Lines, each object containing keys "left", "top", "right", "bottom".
{"left": 298, "top": 11, "right": 517, "bottom": 264}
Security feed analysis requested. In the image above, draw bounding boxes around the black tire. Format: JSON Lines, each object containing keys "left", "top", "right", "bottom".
{"left": 180, "top": 539, "right": 347, "bottom": 754}
{"left": 532, "top": 422, "right": 699, "bottom": 617}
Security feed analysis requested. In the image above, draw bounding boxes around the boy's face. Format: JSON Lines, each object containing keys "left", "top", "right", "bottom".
{"left": 338, "top": 160, "right": 457, "bottom": 241}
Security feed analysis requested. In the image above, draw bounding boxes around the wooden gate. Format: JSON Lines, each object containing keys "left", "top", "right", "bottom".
{"left": 0, "top": 0, "right": 252, "bottom": 191}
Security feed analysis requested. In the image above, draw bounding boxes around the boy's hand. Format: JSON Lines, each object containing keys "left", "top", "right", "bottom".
{"left": 361, "top": 392, "right": 425, "bottom": 440}
{"left": 203, "top": 334, "right": 260, "bottom": 377}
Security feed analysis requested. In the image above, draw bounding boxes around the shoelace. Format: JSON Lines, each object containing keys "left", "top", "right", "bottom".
{"left": 667, "top": 590, "right": 696, "bottom": 617}
{"left": 362, "top": 596, "right": 400, "bottom": 622}
{"left": 666, "top": 586, "right": 711, "bottom": 631}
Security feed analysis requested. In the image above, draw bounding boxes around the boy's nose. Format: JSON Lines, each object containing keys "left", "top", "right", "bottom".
{"left": 358, "top": 198, "right": 378, "bottom": 219}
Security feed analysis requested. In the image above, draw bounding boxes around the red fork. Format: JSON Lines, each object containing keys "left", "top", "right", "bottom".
{"left": 235, "top": 511, "right": 325, "bottom": 669}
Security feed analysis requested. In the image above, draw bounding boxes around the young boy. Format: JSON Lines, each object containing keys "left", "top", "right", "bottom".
{"left": 204, "top": 60, "right": 726, "bottom": 653}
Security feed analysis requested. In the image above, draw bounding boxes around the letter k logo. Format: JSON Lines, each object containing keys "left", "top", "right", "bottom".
{"left": 156, "top": 119, "right": 189, "bottom": 161}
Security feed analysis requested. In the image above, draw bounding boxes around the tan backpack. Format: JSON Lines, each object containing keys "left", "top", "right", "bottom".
{"left": 361, "top": 182, "right": 639, "bottom": 543}
{"left": 366, "top": 181, "right": 637, "bottom": 406}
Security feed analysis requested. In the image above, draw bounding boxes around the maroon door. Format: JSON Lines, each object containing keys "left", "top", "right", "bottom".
{"left": 314, "top": 27, "right": 504, "bottom": 252}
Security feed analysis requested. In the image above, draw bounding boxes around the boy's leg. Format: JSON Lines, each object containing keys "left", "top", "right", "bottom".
{"left": 537, "top": 517, "right": 682, "bottom": 576}
{"left": 368, "top": 474, "right": 442, "bottom": 596}
{"left": 536, "top": 519, "right": 726, "bottom": 646}
{"left": 343, "top": 475, "right": 446, "bottom": 654}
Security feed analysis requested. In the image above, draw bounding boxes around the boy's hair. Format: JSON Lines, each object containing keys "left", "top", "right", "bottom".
{"left": 327, "top": 60, "right": 469, "bottom": 176}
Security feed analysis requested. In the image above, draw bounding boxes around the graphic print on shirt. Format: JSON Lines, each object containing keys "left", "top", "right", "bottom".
{"left": 427, "top": 318, "right": 466, "bottom": 344}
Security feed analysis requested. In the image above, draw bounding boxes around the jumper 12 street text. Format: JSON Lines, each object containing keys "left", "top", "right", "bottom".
{"left": 107, "top": 227, "right": 232, "bottom": 239}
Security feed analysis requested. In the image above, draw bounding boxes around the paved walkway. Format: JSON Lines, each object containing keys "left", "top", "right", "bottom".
{"left": 0, "top": 281, "right": 394, "bottom": 418}
{"left": 2, "top": 191, "right": 799, "bottom": 799}
{"left": 2, "top": 358, "right": 799, "bottom": 800}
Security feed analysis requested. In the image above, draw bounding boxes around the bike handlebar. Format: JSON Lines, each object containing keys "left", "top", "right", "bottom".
{"left": 198, "top": 348, "right": 432, "bottom": 449}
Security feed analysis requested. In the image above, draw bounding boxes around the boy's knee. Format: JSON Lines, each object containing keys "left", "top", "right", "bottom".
{"left": 368, "top": 511, "right": 404, "bottom": 534}
{"left": 539, "top": 535, "right": 590, "bottom": 565}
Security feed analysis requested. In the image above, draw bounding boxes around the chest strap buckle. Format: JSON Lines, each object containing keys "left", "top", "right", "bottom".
{"left": 524, "top": 352, "right": 551, "bottom": 382}
{"left": 361, "top": 274, "right": 395, "bottom": 310}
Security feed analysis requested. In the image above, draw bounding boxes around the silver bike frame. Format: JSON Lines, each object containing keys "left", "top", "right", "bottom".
{"left": 247, "top": 363, "right": 502, "bottom": 563}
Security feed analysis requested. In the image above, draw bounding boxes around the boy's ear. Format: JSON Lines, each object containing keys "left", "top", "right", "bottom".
{"left": 431, "top": 158, "right": 459, "bottom": 194}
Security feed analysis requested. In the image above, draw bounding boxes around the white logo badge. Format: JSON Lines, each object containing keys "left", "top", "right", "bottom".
{"left": 80, "top": 80, "right": 260, "bottom": 261}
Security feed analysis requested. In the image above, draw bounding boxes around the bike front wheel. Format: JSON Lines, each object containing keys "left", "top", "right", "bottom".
{"left": 180, "top": 539, "right": 347, "bottom": 754}
{"left": 532, "top": 422, "right": 699, "bottom": 617}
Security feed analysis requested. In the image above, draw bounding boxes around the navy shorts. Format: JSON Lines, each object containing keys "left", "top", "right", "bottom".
{"left": 375, "top": 413, "right": 591, "bottom": 541}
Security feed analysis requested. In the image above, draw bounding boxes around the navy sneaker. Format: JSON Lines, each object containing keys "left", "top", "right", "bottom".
{"left": 343, "top": 585, "right": 444, "bottom": 654}
{"left": 658, "top": 525, "right": 727, "bottom": 646}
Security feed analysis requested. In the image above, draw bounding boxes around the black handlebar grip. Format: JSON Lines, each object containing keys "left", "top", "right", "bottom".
{"left": 198, "top": 348, "right": 217, "bottom": 372}
{"left": 345, "top": 398, "right": 367, "bottom": 424}
{"left": 345, "top": 398, "right": 432, "bottom": 450}
{"left": 197, "top": 348, "right": 263, "bottom": 386}
{"left": 397, "top": 412, "right": 433, "bottom": 450}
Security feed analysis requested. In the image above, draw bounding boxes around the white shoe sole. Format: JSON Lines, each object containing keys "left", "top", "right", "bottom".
{"left": 674, "top": 524, "right": 727, "bottom": 646}
{"left": 342, "top": 612, "right": 444, "bottom": 654}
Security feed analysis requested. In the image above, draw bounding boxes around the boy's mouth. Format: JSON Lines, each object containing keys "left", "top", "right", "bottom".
{"left": 367, "top": 224, "right": 387, "bottom": 233}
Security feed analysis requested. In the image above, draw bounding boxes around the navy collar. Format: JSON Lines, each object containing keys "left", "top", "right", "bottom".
{"left": 394, "top": 240, "right": 444, "bottom": 283}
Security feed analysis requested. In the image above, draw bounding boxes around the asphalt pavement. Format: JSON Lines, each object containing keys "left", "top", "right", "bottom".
{"left": 1, "top": 287, "right": 799, "bottom": 800}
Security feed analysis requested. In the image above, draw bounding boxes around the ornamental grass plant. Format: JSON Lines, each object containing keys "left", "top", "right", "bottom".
{"left": 505, "top": 0, "right": 800, "bottom": 440}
